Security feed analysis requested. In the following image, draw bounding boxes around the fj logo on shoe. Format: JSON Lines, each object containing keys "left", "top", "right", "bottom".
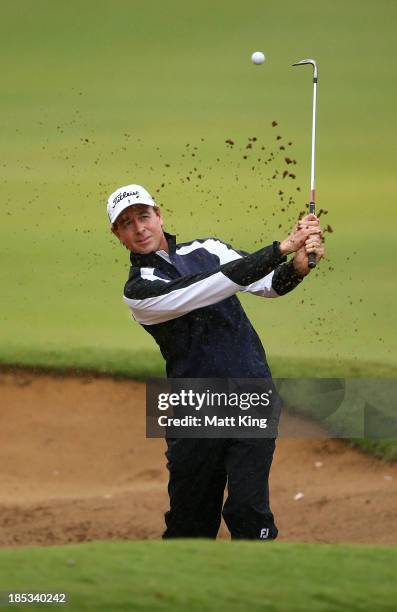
{"left": 260, "top": 528, "right": 269, "bottom": 539}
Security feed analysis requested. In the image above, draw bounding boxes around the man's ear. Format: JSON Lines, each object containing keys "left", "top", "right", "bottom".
{"left": 154, "top": 206, "right": 164, "bottom": 226}
{"left": 111, "top": 225, "right": 128, "bottom": 249}
{"left": 111, "top": 225, "right": 120, "bottom": 239}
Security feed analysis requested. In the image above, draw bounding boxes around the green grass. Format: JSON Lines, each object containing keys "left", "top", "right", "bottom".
{"left": 347, "top": 438, "right": 397, "bottom": 462}
{"left": 0, "top": 540, "right": 396, "bottom": 611}
{"left": 1, "top": 352, "right": 396, "bottom": 381}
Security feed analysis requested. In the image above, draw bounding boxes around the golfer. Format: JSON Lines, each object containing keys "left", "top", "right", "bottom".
{"left": 107, "top": 184, "right": 324, "bottom": 540}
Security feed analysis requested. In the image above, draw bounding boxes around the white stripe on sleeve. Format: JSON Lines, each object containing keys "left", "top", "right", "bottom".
{"left": 123, "top": 271, "right": 242, "bottom": 325}
{"left": 177, "top": 239, "right": 242, "bottom": 264}
{"left": 240, "top": 271, "right": 280, "bottom": 298}
{"left": 179, "top": 239, "right": 279, "bottom": 297}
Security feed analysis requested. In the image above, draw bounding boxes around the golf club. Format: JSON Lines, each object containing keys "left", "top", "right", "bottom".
{"left": 292, "top": 58, "right": 318, "bottom": 269}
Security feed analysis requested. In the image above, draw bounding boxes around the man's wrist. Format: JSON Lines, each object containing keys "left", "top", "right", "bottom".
{"left": 292, "top": 257, "right": 309, "bottom": 278}
{"left": 273, "top": 241, "right": 288, "bottom": 264}
{"left": 278, "top": 239, "right": 290, "bottom": 256}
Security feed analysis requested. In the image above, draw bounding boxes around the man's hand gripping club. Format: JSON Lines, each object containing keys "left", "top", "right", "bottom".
{"left": 279, "top": 213, "right": 325, "bottom": 277}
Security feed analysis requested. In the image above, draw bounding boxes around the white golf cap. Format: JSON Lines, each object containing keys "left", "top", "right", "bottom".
{"left": 107, "top": 184, "right": 156, "bottom": 225}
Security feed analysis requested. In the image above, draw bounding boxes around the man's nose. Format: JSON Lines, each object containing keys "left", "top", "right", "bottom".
{"left": 133, "top": 219, "right": 145, "bottom": 233}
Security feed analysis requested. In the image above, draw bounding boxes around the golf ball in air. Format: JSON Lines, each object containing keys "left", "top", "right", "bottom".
{"left": 251, "top": 51, "right": 265, "bottom": 65}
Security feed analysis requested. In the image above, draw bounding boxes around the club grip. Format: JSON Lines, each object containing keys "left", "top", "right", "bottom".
{"left": 308, "top": 201, "right": 316, "bottom": 269}
{"left": 308, "top": 252, "right": 316, "bottom": 269}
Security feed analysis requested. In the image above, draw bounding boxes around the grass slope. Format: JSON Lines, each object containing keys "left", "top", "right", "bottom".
{"left": 1, "top": 352, "right": 396, "bottom": 381}
{"left": 0, "top": 540, "right": 396, "bottom": 611}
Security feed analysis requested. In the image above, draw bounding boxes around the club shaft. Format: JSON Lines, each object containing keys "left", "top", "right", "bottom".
{"left": 310, "top": 77, "right": 317, "bottom": 204}
{"left": 292, "top": 59, "right": 318, "bottom": 268}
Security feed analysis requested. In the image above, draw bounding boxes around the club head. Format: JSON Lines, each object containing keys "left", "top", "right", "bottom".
{"left": 292, "top": 58, "right": 318, "bottom": 80}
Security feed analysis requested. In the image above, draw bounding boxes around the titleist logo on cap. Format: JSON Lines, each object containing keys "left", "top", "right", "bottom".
{"left": 112, "top": 190, "right": 141, "bottom": 209}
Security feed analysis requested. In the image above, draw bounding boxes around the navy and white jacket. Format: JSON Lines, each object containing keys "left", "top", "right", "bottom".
{"left": 123, "top": 233, "right": 303, "bottom": 378}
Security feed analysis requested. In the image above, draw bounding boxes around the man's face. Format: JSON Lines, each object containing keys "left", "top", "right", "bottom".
{"left": 111, "top": 205, "right": 168, "bottom": 254}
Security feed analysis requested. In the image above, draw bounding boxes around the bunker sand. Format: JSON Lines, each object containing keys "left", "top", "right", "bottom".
{"left": 0, "top": 371, "right": 395, "bottom": 547}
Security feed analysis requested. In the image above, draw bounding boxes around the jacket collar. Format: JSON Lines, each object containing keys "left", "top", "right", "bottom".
{"left": 129, "top": 232, "right": 176, "bottom": 267}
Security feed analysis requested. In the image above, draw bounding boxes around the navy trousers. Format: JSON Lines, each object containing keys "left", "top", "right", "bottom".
{"left": 163, "top": 437, "right": 278, "bottom": 540}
